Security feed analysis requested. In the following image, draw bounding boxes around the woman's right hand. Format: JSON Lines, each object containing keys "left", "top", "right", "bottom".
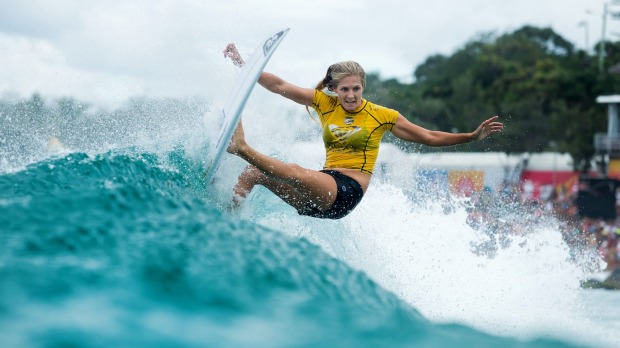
{"left": 223, "top": 43, "right": 245, "bottom": 67}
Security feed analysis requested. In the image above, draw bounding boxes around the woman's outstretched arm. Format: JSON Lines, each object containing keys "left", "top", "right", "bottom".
{"left": 391, "top": 114, "right": 503, "bottom": 147}
{"left": 223, "top": 43, "right": 313, "bottom": 106}
{"left": 257, "top": 72, "right": 314, "bottom": 106}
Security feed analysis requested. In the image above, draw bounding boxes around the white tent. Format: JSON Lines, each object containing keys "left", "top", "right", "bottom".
{"left": 376, "top": 144, "right": 575, "bottom": 188}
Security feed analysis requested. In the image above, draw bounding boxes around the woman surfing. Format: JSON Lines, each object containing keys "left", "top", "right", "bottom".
{"left": 223, "top": 44, "right": 503, "bottom": 219}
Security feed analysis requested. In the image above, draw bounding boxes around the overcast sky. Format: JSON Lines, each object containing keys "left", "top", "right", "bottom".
{"left": 0, "top": 0, "right": 615, "bottom": 106}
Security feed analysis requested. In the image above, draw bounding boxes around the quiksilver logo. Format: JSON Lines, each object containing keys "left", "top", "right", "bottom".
{"left": 263, "top": 31, "right": 284, "bottom": 56}
{"left": 329, "top": 124, "right": 361, "bottom": 141}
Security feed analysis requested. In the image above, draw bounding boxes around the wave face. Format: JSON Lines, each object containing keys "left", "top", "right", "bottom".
{"left": 0, "top": 83, "right": 611, "bottom": 347}
{"left": 0, "top": 143, "right": 589, "bottom": 347}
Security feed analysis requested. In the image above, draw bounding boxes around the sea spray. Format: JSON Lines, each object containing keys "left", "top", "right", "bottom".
{"left": 234, "top": 129, "right": 606, "bottom": 347}
{"left": 0, "top": 95, "right": 217, "bottom": 174}
{"left": 0, "top": 86, "right": 607, "bottom": 348}
{"left": 1, "top": 148, "right": 584, "bottom": 347}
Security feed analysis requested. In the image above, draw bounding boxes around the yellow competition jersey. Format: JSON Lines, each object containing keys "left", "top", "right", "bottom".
{"left": 311, "top": 90, "right": 399, "bottom": 175}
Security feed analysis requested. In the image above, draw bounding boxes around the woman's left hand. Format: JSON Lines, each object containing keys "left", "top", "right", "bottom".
{"left": 472, "top": 116, "right": 503, "bottom": 141}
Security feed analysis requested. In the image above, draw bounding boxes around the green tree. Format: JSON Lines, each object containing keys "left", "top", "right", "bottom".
{"left": 370, "top": 25, "right": 612, "bottom": 170}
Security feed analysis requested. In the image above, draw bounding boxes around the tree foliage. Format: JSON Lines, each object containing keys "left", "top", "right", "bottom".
{"left": 371, "top": 25, "right": 617, "bottom": 171}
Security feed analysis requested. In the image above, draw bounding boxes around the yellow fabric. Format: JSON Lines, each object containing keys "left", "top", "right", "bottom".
{"left": 311, "top": 89, "right": 398, "bottom": 174}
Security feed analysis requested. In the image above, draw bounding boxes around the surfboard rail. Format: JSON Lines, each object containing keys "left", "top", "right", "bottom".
{"left": 205, "top": 28, "right": 290, "bottom": 183}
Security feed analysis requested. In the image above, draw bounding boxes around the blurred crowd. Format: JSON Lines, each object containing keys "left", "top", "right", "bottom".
{"left": 521, "top": 182, "right": 618, "bottom": 272}
{"left": 579, "top": 216, "right": 619, "bottom": 271}
{"left": 540, "top": 184, "right": 619, "bottom": 272}
{"left": 462, "top": 181, "right": 617, "bottom": 272}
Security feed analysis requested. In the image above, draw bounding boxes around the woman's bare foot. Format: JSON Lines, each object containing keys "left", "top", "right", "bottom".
{"left": 227, "top": 120, "right": 247, "bottom": 155}
{"left": 227, "top": 193, "right": 246, "bottom": 213}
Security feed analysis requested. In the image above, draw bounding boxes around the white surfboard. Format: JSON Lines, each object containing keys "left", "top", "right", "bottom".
{"left": 205, "top": 28, "right": 290, "bottom": 183}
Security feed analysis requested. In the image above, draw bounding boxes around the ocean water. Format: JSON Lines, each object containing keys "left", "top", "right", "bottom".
{"left": 1, "top": 92, "right": 620, "bottom": 348}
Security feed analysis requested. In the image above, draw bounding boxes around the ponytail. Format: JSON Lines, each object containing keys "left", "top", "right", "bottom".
{"left": 315, "top": 61, "right": 365, "bottom": 91}
{"left": 309, "top": 61, "right": 366, "bottom": 127}
{"left": 316, "top": 66, "right": 335, "bottom": 90}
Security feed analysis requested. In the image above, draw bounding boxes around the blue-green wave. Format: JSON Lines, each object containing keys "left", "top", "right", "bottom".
{"left": 0, "top": 149, "right": 578, "bottom": 347}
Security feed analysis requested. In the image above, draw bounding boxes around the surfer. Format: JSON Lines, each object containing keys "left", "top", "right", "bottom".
{"left": 224, "top": 44, "right": 503, "bottom": 219}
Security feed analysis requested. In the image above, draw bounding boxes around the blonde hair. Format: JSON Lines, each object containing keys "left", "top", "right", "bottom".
{"left": 315, "top": 61, "right": 366, "bottom": 91}
{"left": 306, "top": 61, "right": 366, "bottom": 126}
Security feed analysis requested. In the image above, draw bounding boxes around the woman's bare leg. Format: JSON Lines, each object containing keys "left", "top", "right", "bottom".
{"left": 233, "top": 165, "right": 324, "bottom": 210}
{"left": 227, "top": 120, "right": 337, "bottom": 211}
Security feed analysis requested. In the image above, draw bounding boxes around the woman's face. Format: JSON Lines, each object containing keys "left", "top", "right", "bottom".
{"left": 334, "top": 75, "right": 364, "bottom": 112}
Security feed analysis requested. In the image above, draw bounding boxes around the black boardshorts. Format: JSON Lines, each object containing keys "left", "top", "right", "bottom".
{"left": 297, "top": 170, "right": 364, "bottom": 220}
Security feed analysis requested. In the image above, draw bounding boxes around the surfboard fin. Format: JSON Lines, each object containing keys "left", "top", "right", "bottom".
{"left": 47, "top": 136, "right": 67, "bottom": 153}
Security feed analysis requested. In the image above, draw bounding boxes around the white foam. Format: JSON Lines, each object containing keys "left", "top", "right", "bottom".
{"left": 233, "top": 104, "right": 613, "bottom": 346}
